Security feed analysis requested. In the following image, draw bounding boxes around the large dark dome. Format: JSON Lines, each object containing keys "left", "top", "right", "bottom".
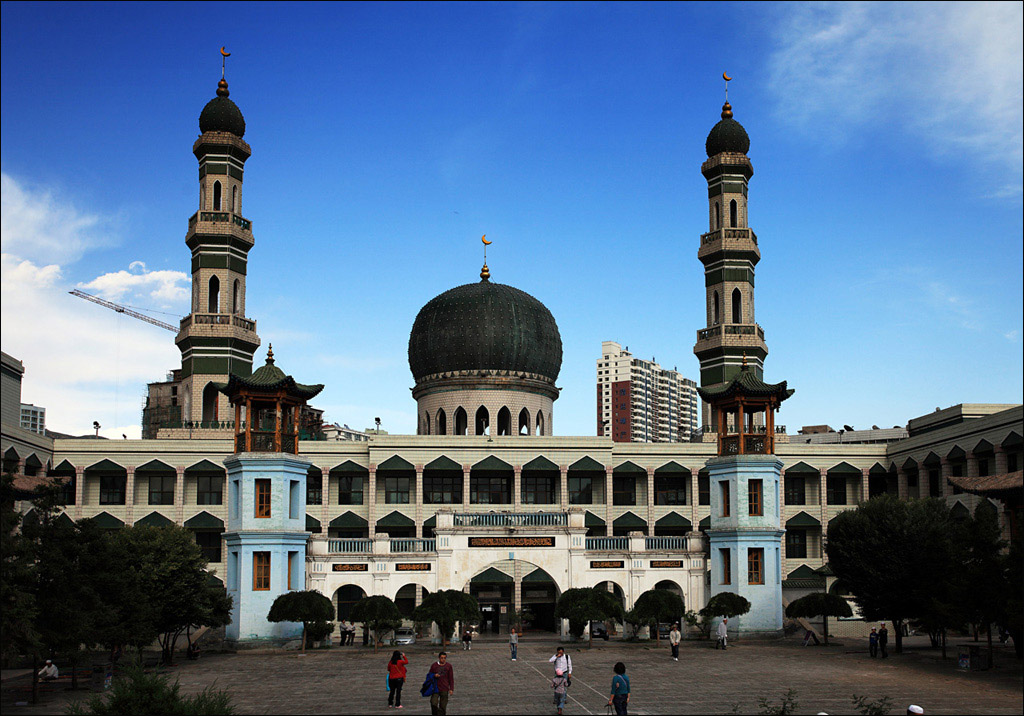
{"left": 705, "top": 102, "right": 749, "bottom": 156}
{"left": 409, "top": 279, "right": 562, "bottom": 383}
{"left": 199, "top": 80, "right": 246, "bottom": 137}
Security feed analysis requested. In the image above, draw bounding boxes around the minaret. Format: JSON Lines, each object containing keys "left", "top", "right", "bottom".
{"left": 693, "top": 87, "right": 767, "bottom": 430}
{"left": 175, "top": 63, "right": 261, "bottom": 428}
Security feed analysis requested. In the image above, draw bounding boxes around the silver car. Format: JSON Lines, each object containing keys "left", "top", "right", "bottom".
{"left": 392, "top": 628, "right": 416, "bottom": 645}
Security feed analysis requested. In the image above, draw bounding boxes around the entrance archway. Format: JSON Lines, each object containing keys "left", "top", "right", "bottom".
{"left": 333, "top": 584, "right": 366, "bottom": 621}
{"left": 395, "top": 584, "right": 429, "bottom": 618}
{"left": 466, "top": 560, "right": 561, "bottom": 634}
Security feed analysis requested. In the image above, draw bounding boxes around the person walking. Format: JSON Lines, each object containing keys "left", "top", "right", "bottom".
{"left": 387, "top": 650, "right": 408, "bottom": 709}
{"left": 607, "top": 662, "right": 630, "bottom": 716}
{"left": 715, "top": 617, "right": 729, "bottom": 650}
{"left": 428, "top": 651, "right": 455, "bottom": 715}
{"left": 878, "top": 623, "right": 889, "bottom": 659}
{"left": 551, "top": 668, "right": 568, "bottom": 715}
{"left": 669, "top": 623, "right": 681, "bottom": 661}
{"left": 868, "top": 627, "right": 879, "bottom": 658}
{"left": 548, "top": 646, "right": 572, "bottom": 679}
{"left": 461, "top": 627, "right": 473, "bottom": 651}
{"left": 509, "top": 627, "right": 519, "bottom": 661}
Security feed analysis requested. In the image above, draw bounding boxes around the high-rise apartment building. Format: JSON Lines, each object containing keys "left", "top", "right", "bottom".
{"left": 597, "top": 341, "right": 699, "bottom": 442}
{"left": 20, "top": 403, "right": 45, "bottom": 434}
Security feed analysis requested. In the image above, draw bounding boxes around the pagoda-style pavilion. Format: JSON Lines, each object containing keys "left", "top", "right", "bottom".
{"left": 698, "top": 361, "right": 794, "bottom": 456}
{"left": 216, "top": 346, "right": 323, "bottom": 454}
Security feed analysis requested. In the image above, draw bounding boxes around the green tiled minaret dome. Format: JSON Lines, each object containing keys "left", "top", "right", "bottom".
{"left": 199, "top": 79, "right": 246, "bottom": 137}
{"left": 705, "top": 102, "right": 749, "bottom": 156}
{"left": 408, "top": 277, "right": 562, "bottom": 382}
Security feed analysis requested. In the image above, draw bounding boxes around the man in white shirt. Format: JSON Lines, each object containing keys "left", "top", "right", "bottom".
{"left": 669, "top": 623, "right": 682, "bottom": 660}
{"left": 716, "top": 617, "right": 729, "bottom": 650}
{"left": 38, "top": 660, "right": 59, "bottom": 680}
{"left": 548, "top": 647, "right": 572, "bottom": 677}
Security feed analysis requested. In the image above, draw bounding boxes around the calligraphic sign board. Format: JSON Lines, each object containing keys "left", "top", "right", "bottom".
{"left": 590, "top": 560, "right": 625, "bottom": 569}
{"left": 396, "top": 563, "right": 431, "bottom": 572}
{"left": 468, "top": 536, "right": 556, "bottom": 548}
{"left": 332, "top": 563, "right": 368, "bottom": 572}
{"left": 650, "top": 560, "right": 684, "bottom": 569}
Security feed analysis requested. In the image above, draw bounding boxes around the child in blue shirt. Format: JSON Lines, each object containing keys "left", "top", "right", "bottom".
{"left": 608, "top": 662, "right": 630, "bottom": 715}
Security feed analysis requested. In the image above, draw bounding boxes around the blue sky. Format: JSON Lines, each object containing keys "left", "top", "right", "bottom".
{"left": 2, "top": 2, "right": 1022, "bottom": 438}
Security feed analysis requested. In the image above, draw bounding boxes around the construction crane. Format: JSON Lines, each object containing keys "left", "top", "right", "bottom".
{"left": 69, "top": 289, "right": 178, "bottom": 332}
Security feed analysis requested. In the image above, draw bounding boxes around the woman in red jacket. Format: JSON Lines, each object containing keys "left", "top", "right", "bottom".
{"left": 387, "top": 650, "right": 409, "bottom": 708}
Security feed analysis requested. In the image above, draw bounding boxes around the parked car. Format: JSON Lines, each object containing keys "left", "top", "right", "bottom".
{"left": 657, "top": 623, "right": 673, "bottom": 640}
{"left": 590, "top": 622, "right": 610, "bottom": 640}
{"left": 392, "top": 628, "right": 416, "bottom": 646}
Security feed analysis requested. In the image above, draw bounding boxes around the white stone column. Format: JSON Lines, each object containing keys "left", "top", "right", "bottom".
{"left": 175, "top": 466, "right": 186, "bottom": 525}
{"left": 896, "top": 467, "right": 908, "bottom": 500}
{"left": 690, "top": 468, "right": 699, "bottom": 528}
{"left": 646, "top": 467, "right": 655, "bottom": 536}
{"left": 415, "top": 465, "right": 424, "bottom": 538}
{"left": 940, "top": 458, "right": 954, "bottom": 497}
{"left": 320, "top": 467, "right": 330, "bottom": 535}
{"left": 967, "top": 455, "right": 980, "bottom": 479}
{"left": 125, "top": 467, "right": 136, "bottom": 525}
{"left": 860, "top": 468, "right": 870, "bottom": 503}
{"left": 74, "top": 467, "right": 85, "bottom": 519}
{"left": 368, "top": 465, "right": 377, "bottom": 535}
{"left": 513, "top": 465, "right": 522, "bottom": 510}
{"left": 605, "top": 466, "right": 614, "bottom": 531}
{"left": 994, "top": 445, "right": 1008, "bottom": 475}
{"left": 559, "top": 465, "right": 568, "bottom": 511}
{"left": 462, "top": 465, "right": 471, "bottom": 507}
{"left": 818, "top": 468, "right": 827, "bottom": 524}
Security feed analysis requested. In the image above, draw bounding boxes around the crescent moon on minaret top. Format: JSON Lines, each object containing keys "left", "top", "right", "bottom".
{"left": 723, "top": 72, "right": 732, "bottom": 81}
{"left": 482, "top": 234, "right": 492, "bottom": 245}
{"left": 220, "top": 47, "right": 231, "bottom": 57}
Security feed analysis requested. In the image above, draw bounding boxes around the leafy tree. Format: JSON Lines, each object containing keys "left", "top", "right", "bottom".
{"left": 827, "top": 495, "right": 958, "bottom": 654}
{"left": 553, "top": 587, "right": 624, "bottom": 645}
{"left": 413, "top": 589, "right": 479, "bottom": 647}
{"left": 785, "top": 592, "right": 852, "bottom": 646}
{"left": 1001, "top": 533, "right": 1023, "bottom": 659}
{"left": 305, "top": 620, "right": 334, "bottom": 647}
{"left": 631, "top": 589, "right": 684, "bottom": 643}
{"left": 67, "top": 663, "right": 234, "bottom": 715}
{"left": 683, "top": 609, "right": 712, "bottom": 639}
{"left": 0, "top": 473, "right": 41, "bottom": 663}
{"left": 960, "top": 501, "right": 1006, "bottom": 665}
{"left": 700, "top": 592, "right": 751, "bottom": 619}
{"left": 267, "top": 590, "right": 334, "bottom": 654}
{"left": 350, "top": 595, "right": 402, "bottom": 651}
{"left": 851, "top": 694, "right": 894, "bottom": 715}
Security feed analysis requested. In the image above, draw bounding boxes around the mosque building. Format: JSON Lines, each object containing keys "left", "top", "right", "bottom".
{"left": 2, "top": 66, "right": 1021, "bottom": 644}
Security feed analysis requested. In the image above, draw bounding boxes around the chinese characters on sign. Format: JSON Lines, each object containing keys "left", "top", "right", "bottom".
{"left": 467, "top": 536, "right": 556, "bottom": 547}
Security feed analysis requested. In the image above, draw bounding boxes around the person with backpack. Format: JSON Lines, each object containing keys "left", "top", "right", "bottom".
{"left": 386, "top": 650, "right": 408, "bottom": 709}
{"left": 548, "top": 646, "right": 572, "bottom": 679}
{"left": 551, "top": 668, "right": 568, "bottom": 715}
{"left": 607, "top": 662, "right": 630, "bottom": 715}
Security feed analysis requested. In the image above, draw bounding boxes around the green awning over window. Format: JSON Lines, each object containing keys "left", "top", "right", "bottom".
{"left": 471, "top": 567, "right": 513, "bottom": 583}
{"left": 186, "top": 459, "right": 225, "bottom": 473}
{"left": 827, "top": 462, "right": 861, "bottom": 475}
{"left": 655, "top": 511, "right": 692, "bottom": 529}
{"left": 782, "top": 564, "right": 825, "bottom": 589}
{"left": 472, "top": 455, "right": 513, "bottom": 471}
{"left": 378, "top": 455, "right": 415, "bottom": 471}
{"left": 523, "top": 568, "right": 554, "bottom": 583}
{"left": 786, "top": 511, "right": 821, "bottom": 528}
{"left": 786, "top": 564, "right": 818, "bottom": 580}
{"left": 655, "top": 461, "right": 690, "bottom": 474}
{"left": 423, "top": 515, "right": 436, "bottom": 528}
{"left": 85, "top": 459, "right": 125, "bottom": 473}
{"left": 90, "top": 511, "right": 125, "bottom": 529}
{"left": 184, "top": 511, "right": 224, "bottom": 529}
{"left": 785, "top": 461, "right": 819, "bottom": 474}
{"left": 612, "top": 511, "right": 647, "bottom": 528}
{"left": 331, "top": 460, "right": 369, "bottom": 475}
{"left": 523, "top": 455, "right": 559, "bottom": 471}
{"left": 206, "top": 573, "right": 224, "bottom": 588}
{"left": 377, "top": 511, "right": 415, "bottom": 528}
{"left": 425, "top": 456, "right": 461, "bottom": 471}
{"left": 306, "top": 514, "right": 322, "bottom": 533}
{"left": 330, "top": 511, "right": 368, "bottom": 529}
{"left": 614, "top": 461, "right": 646, "bottom": 474}
{"left": 698, "top": 516, "right": 710, "bottom": 530}
{"left": 135, "top": 459, "right": 175, "bottom": 473}
{"left": 569, "top": 456, "right": 605, "bottom": 472}
{"left": 56, "top": 512, "right": 75, "bottom": 528}
{"left": 135, "top": 511, "right": 174, "bottom": 528}
{"left": 585, "top": 511, "right": 606, "bottom": 527}
{"left": 53, "top": 459, "right": 76, "bottom": 473}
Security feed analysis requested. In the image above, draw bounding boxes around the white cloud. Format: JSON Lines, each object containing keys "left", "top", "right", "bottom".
{"left": 768, "top": 2, "right": 1023, "bottom": 192}
{"left": 79, "top": 266, "right": 190, "bottom": 306}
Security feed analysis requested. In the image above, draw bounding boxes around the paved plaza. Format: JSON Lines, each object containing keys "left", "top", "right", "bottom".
{"left": 4, "top": 636, "right": 1021, "bottom": 715}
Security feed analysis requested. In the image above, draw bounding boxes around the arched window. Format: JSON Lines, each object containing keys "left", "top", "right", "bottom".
{"left": 714, "top": 202, "right": 720, "bottom": 230}
{"left": 732, "top": 288, "right": 742, "bottom": 324}
{"left": 200, "top": 186, "right": 206, "bottom": 211}
{"left": 436, "top": 408, "right": 447, "bottom": 436}
{"left": 729, "top": 199, "right": 737, "bottom": 228}
{"left": 497, "top": 407, "right": 511, "bottom": 436}
{"left": 213, "top": 181, "right": 222, "bottom": 211}
{"left": 475, "top": 406, "right": 490, "bottom": 436}
{"left": 424, "top": 411, "right": 431, "bottom": 435}
{"left": 713, "top": 291, "right": 720, "bottom": 325}
{"left": 201, "top": 382, "right": 219, "bottom": 424}
{"left": 454, "top": 407, "right": 468, "bottom": 436}
{"left": 208, "top": 275, "right": 220, "bottom": 313}
{"left": 232, "top": 279, "right": 240, "bottom": 315}
{"left": 518, "top": 408, "right": 530, "bottom": 435}
{"left": 231, "top": 185, "right": 238, "bottom": 212}
{"left": 535, "top": 410, "right": 545, "bottom": 436}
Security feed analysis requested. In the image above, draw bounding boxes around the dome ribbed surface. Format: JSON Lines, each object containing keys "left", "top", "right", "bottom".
{"left": 705, "top": 118, "right": 749, "bottom": 156}
{"left": 199, "top": 96, "right": 246, "bottom": 137}
{"left": 409, "top": 280, "right": 562, "bottom": 382}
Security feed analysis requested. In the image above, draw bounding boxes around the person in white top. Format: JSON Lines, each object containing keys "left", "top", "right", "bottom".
{"left": 38, "top": 660, "right": 59, "bottom": 680}
{"left": 548, "top": 647, "right": 572, "bottom": 677}
{"left": 715, "top": 617, "right": 729, "bottom": 650}
{"left": 669, "top": 623, "right": 682, "bottom": 660}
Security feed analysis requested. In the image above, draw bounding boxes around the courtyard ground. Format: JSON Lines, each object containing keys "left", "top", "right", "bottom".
{"left": 3, "top": 634, "right": 1021, "bottom": 715}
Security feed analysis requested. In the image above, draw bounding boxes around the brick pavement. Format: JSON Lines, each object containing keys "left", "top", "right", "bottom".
{"left": 4, "top": 636, "right": 1021, "bottom": 715}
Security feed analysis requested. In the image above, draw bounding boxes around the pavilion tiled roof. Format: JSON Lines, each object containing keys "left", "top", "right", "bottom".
{"left": 215, "top": 347, "right": 323, "bottom": 401}
{"left": 697, "top": 365, "right": 794, "bottom": 404}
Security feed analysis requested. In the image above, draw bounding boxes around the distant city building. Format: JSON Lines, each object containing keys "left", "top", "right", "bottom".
{"left": 597, "top": 341, "right": 699, "bottom": 443}
{"left": 791, "top": 425, "right": 908, "bottom": 445}
{"left": 321, "top": 423, "right": 388, "bottom": 442}
{"left": 20, "top": 404, "right": 46, "bottom": 435}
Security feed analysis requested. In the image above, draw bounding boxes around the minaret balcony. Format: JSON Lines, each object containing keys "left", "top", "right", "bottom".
{"left": 187, "top": 211, "right": 253, "bottom": 234}
{"left": 698, "top": 227, "right": 760, "bottom": 262}
{"left": 695, "top": 323, "right": 766, "bottom": 348}
{"left": 179, "top": 313, "right": 257, "bottom": 333}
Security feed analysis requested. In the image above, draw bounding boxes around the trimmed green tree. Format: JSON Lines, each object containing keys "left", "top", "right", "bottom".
{"left": 350, "top": 595, "right": 402, "bottom": 651}
{"left": 785, "top": 592, "right": 852, "bottom": 646}
{"left": 554, "top": 587, "right": 625, "bottom": 646}
{"left": 267, "top": 590, "right": 334, "bottom": 654}
{"left": 700, "top": 592, "right": 751, "bottom": 619}
{"left": 66, "top": 662, "right": 234, "bottom": 715}
{"left": 413, "top": 589, "right": 480, "bottom": 647}
{"left": 631, "top": 589, "right": 684, "bottom": 643}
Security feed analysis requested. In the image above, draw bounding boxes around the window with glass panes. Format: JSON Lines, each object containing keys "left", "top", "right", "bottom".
{"left": 720, "top": 481, "right": 731, "bottom": 517}
{"left": 197, "top": 475, "right": 223, "bottom": 505}
{"left": 522, "top": 475, "right": 555, "bottom": 504}
{"left": 195, "top": 531, "right": 222, "bottom": 563}
{"left": 471, "top": 475, "right": 509, "bottom": 504}
{"left": 99, "top": 474, "right": 126, "bottom": 504}
{"left": 568, "top": 476, "right": 593, "bottom": 504}
{"left": 698, "top": 473, "right": 710, "bottom": 505}
{"left": 613, "top": 475, "right": 636, "bottom": 505}
{"left": 748, "top": 479, "right": 763, "bottom": 516}
{"left": 56, "top": 475, "right": 75, "bottom": 505}
{"left": 255, "top": 480, "right": 271, "bottom": 517}
{"left": 826, "top": 476, "right": 847, "bottom": 505}
{"left": 424, "top": 474, "right": 461, "bottom": 504}
{"left": 337, "top": 475, "right": 363, "bottom": 505}
{"left": 785, "top": 529, "right": 807, "bottom": 559}
{"left": 747, "top": 547, "right": 764, "bottom": 584}
{"left": 784, "top": 475, "right": 806, "bottom": 505}
{"left": 385, "top": 476, "right": 411, "bottom": 504}
{"left": 654, "top": 474, "right": 686, "bottom": 505}
{"left": 148, "top": 475, "right": 175, "bottom": 505}
{"left": 253, "top": 552, "right": 270, "bottom": 590}
{"left": 719, "top": 548, "right": 731, "bottom": 584}
{"left": 306, "top": 471, "right": 322, "bottom": 505}
{"left": 928, "top": 468, "right": 941, "bottom": 497}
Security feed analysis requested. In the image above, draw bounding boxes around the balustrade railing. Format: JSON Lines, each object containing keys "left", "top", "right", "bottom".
{"left": 192, "top": 211, "right": 252, "bottom": 232}
{"left": 453, "top": 512, "right": 567, "bottom": 527}
{"left": 390, "top": 539, "right": 436, "bottom": 553}
{"left": 699, "top": 227, "right": 758, "bottom": 245}
{"left": 645, "top": 536, "right": 687, "bottom": 551}
{"left": 329, "top": 539, "right": 372, "bottom": 553}
{"left": 585, "top": 537, "right": 629, "bottom": 551}
{"left": 159, "top": 419, "right": 234, "bottom": 430}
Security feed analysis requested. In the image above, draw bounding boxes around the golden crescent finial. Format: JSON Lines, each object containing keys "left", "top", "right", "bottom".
{"left": 481, "top": 234, "right": 492, "bottom": 246}
{"left": 723, "top": 71, "right": 732, "bottom": 82}
{"left": 221, "top": 47, "right": 231, "bottom": 58}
